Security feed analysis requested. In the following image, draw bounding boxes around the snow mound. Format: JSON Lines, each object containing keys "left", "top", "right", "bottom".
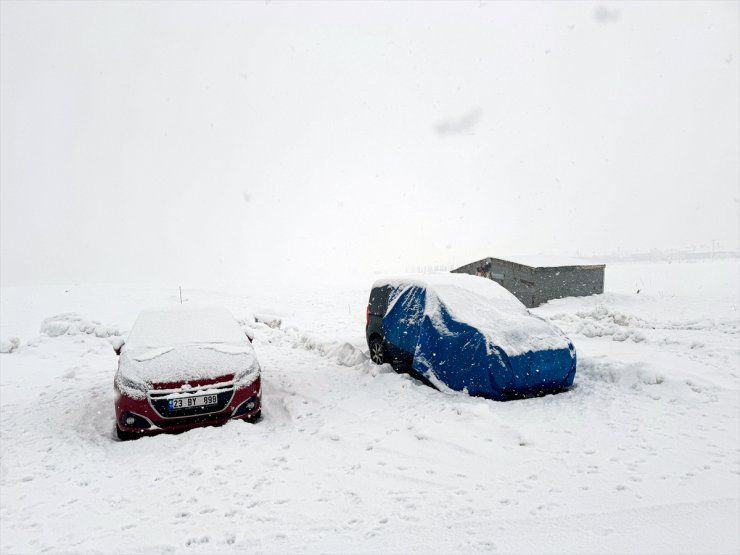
{"left": 550, "top": 303, "right": 651, "bottom": 342}
{"left": 549, "top": 302, "right": 738, "bottom": 344}
{"left": 40, "top": 313, "right": 122, "bottom": 338}
{"left": 577, "top": 355, "right": 719, "bottom": 403}
{"left": 0, "top": 336, "right": 20, "bottom": 353}
{"left": 255, "top": 314, "right": 282, "bottom": 329}
{"left": 285, "top": 327, "right": 368, "bottom": 367}
{"left": 578, "top": 356, "right": 665, "bottom": 388}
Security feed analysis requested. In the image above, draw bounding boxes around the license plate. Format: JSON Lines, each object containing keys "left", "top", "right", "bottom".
{"left": 168, "top": 394, "right": 218, "bottom": 410}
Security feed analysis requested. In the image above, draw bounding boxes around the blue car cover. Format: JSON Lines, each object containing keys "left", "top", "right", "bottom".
{"left": 381, "top": 279, "right": 576, "bottom": 400}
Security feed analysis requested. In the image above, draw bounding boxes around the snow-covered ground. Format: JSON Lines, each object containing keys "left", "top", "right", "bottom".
{"left": 1, "top": 260, "right": 738, "bottom": 554}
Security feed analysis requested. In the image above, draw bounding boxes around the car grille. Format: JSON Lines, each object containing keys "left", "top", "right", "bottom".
{"left": 156, "top": 412, "right": 232, "bottom": 429}
{"left": 148, "top": 380, "right": 235, "bottom": 419}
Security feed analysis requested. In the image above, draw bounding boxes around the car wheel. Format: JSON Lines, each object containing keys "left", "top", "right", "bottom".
{"left": 369, "top": 337, "right": 385, "bottom": 365}
{"left": 116, "top": 425, "right": 139, "bottom": 441}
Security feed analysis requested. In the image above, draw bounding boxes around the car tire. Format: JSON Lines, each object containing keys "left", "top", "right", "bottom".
{"left": 116, "top": 425, "right": 139, "bottom": 441}
{"left": 369, "top": 336, "right": 385, "bottom": 365}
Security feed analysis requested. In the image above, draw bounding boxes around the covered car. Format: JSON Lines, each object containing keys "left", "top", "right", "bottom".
{"left": 365, "top": 273, "right": 576, "bottom": 399}
{"left": 114, "top": 306, "right": 261, "bottom": 440}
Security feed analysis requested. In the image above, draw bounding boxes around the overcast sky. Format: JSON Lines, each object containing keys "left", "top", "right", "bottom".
{"left": 1, "top": 1, "right": 738, "bottom": 288}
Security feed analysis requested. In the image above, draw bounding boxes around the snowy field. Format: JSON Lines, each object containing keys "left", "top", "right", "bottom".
{"left": 1, "top": 259, "right": 738, "bottom": 554}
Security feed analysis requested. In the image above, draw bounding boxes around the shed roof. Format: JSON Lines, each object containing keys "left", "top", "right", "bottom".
{"left": 486, "top": 255, "right": 604, "bottom": 269}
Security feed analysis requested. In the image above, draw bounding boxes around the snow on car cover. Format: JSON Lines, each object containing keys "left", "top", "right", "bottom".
{"left": 375, "top": 273, "right": 577, "bottom": 399}
{"left": 117, "top": 306, "right": 260, "bottom": 395}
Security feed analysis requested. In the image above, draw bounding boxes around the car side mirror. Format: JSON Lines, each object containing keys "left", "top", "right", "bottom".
{"left": 110, "top": 336, "right": 125, "bottom": 356}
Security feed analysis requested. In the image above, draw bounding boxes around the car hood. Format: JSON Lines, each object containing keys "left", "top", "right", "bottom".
{"left": 118, "top": 342, "right": 260, "bottom": 392}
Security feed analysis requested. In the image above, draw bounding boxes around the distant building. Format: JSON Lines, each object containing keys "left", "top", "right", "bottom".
{"left": 452, "top": 256, "right": 605, "bottom": 308}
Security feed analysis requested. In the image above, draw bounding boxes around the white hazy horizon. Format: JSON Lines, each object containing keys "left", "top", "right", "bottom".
{"left": 2, "top": 1, "right": 738, "bottom": 289}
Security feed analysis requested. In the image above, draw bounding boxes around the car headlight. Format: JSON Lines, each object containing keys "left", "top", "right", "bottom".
{"left": 234, "top": 364, "right": 259, "bottom": 387}
{"left": 117, "top": 373, "right": 148, "bottom": 394}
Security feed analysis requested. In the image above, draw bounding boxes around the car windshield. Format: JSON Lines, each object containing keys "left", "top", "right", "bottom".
{"left": 125, "top": 306, "right": 246, "bottom": 349}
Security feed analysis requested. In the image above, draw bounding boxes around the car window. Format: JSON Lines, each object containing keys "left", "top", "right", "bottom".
{"left": 383, "top": 285, "right": 426, "bottom": 354}
{"left": 368, "top": 285, "right": 392, "bottom": 316}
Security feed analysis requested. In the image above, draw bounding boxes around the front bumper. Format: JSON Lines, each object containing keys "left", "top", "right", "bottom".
{"left": 114, "top": 376, "right": 262, "bottom": 437}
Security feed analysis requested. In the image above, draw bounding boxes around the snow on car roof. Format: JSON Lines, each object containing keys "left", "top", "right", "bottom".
{"left": 373, "top": 273, "right": 570, "bottom": 355}
{"left": 374, "top": 273, "right": 523, "bottom": 308}
{"left": 125, "top": 305, "right": 246, "bottom": 349}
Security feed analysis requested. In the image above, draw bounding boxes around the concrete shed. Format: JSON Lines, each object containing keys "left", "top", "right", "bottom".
{"left": 452, "top": 256, "right": 605, "bottom": 308}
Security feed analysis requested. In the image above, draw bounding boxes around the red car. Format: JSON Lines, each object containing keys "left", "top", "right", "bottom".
{"left": 113, "top": 306, "right": 261, "bottom": 440}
